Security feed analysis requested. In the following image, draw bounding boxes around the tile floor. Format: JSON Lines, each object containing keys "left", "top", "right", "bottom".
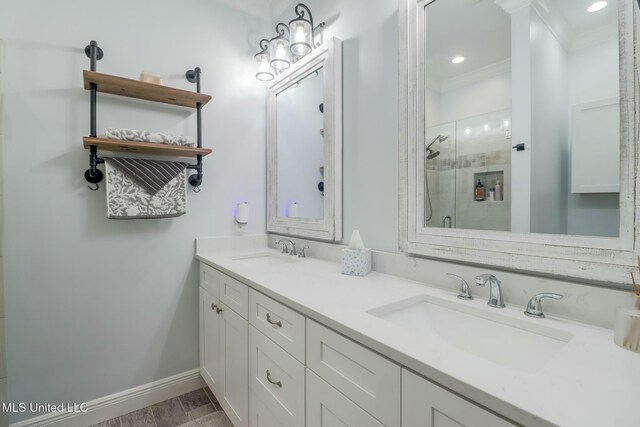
{"left": 91, "top": 387, "right": 232, "bottom": 427}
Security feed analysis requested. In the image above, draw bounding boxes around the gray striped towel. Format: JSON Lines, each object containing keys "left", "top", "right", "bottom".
{"left": 103, "top": 158, "right": 187, "bottom": 195}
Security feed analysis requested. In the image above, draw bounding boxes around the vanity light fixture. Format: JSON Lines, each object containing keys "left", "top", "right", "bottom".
{"left": 254, "top": 3, "right": 325, "bottom": 81}
{"left": 255, "top": 39, "right": 274, "bottom": 81}
{"left": 587, "top": 1, "right": 607, "bottom": 12}
{"left": 289, "top": 3, "right": 315, "bottom": 56}
{"left": 452, "top": 56, "right": 465, "bottom": 64}
{"left": 270, "top": 23, "right": 292, "bottom": 72}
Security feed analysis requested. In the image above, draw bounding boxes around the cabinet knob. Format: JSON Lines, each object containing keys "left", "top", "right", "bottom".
{"left": 266, "top": 369, "right": 282, "bottom": 388}
{"left": 211, "top": 303, "right": 218, "bottom": 311}
{"left": 266, "top": 313, "right": 283, "bottom": 328}
{"left": 216, "top": 307, "right": 223, "bottom": 314}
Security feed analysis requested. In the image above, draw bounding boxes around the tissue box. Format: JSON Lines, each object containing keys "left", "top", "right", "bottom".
{"left": 341, "top": 248, "right": 372, "bottom": 276}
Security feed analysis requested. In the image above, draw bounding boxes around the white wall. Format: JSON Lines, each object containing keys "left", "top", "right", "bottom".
{"left": 439, "top": 72, "right": 511, "bottom": 124}
{"left": 529, "top": 7, "right": 568, "bottom": 235}
{"left": 275, "top": 0, "right": 399, "bottom": 251}
{"left": 509, "top": 6, "right": 533, "bottom": 233}
{"left": 566, "top": 39, "right": 620, "bottom": 237}
{"left": 277, "top": 70, "right": 325, "bottom": 219}
{"left": 0, "top": 0, "right": 269, "bottom": 423}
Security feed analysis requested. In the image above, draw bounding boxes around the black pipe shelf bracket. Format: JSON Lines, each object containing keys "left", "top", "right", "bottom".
{"left": 83, "top": 40, "right": 209, "bottom": 192}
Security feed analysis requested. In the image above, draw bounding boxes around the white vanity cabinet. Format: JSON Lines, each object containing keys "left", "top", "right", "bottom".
{"left": 402, "top": 370, "right": 517, "bottom": 427}
{"left": 200, "top": 263, "right": 521, "bottom": 427}
{"left": 199, "top": 264, "right": 249, "bottom": 427}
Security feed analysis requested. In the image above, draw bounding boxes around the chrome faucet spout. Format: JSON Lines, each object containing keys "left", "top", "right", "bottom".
{"left": 475, "top": 273, "right": 505, "bottom": 308}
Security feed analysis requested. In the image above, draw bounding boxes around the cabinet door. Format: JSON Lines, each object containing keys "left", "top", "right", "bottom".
{"left": 220, "top": 302, "right": 249, "bottom": 427}
{"left": 249, "top": 326, "right": 305, "bottom": 427}
{"left": 402, "top": 370, "right": 516, "bottom": 427}
{"left": 307, "top": 369, "right": 385, "bottom": 427}
{"left": 200, "top": 287, "right": 223, "bottom": 398}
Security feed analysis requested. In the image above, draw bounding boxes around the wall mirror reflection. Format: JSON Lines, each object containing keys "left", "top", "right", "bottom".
{"left": 267, "top": 38, "right": 342, "bottom": 241}
{"left": 276, "top": 68, "right": 325, "bottom": 221}
{"left": 420, "top": 0, "right": 621, "bottom": 237}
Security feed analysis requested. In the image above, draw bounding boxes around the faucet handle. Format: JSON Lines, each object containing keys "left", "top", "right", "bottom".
{"left": 446, "top": 273, "right": 473, "bottom": 300}
{"left": 525, "top": 293, "right": 563, "bottom": 319}
{"left": 298, "top": 245, "right": 309, "bottom": 258}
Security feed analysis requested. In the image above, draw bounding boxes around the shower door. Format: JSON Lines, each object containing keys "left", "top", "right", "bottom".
{"left": 423, "top": 109, "right": 511, "bottom": 231}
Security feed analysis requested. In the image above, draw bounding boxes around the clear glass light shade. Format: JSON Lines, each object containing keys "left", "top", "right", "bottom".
{"left": 255, "top": 51, "right": 274, "bottom": 81}
{"left": 289, "top": 20, "right": 313, "bottom": 57}
{"left": 270, "top": 38, "right": 291, "bottom": 71}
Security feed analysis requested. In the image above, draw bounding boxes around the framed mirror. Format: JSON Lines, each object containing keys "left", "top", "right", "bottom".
{"left": 399, "top": 0, "right": 639, "bottom": 283}
{"left": 267, "top": 38, "right": 343, "bottom": 241}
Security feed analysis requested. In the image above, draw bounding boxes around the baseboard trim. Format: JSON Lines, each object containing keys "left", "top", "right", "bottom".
{"left": 10, "top": 369, "right": 204, "bottom": 427}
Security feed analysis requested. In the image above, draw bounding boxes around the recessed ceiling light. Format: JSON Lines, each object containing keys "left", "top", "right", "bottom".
{"left": 451, "top": 56, "right": 465, "bottom": 64}
{"left": 484, "top": 124, "right": 489, "bottom": 131}
{"left": 587, "top": 1, "right": 607, "bottom": 12}
{"left": 465, "top": 128, "right": 471, "bottom": 135}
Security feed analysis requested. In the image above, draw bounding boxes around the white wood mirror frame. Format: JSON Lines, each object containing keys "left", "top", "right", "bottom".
{"left": 267, "top": 38, "right": 343, "bottom": 241}
{"left": 399, "top": 0, "right": 639, "bottom": 284}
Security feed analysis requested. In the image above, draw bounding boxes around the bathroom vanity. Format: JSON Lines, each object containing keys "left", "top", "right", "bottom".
{"left": 195, "top": 238, "right": 640, "bottom": 427}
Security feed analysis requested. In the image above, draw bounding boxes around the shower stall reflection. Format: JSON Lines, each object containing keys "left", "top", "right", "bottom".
{"left": 423, "top": 109, "right": 512, "bottom": 231}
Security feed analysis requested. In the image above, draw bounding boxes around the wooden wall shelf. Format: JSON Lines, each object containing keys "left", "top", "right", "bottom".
{"left": 83, "top": 70, "right": 212, "bottom": 108}
{"left": 83, "top": 137, "right": 212, "bottom": 158}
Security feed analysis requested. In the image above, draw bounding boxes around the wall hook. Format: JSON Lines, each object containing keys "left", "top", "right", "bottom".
{"left": 88, "top": 182, "right": 100, "bottom": 191}
{"left": 193, "top": 186, "right": 201, "bottom": 194}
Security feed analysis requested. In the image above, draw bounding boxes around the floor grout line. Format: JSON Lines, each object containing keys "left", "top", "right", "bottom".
{"left": 148, "top": 404, "right": 158, "bottom": 427}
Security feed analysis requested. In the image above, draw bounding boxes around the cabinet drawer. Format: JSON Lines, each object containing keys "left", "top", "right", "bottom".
{"left": 306, "top": 320, "right": 400, "bottom": 427}
{"left": 219, "top": 272, "right": 249, "bottom": 319}
{"left": 249, "top": 290, "right": 305, "bottom": 362}
{"left": 200, "top": 263, "right": 220, "bottom": 298}
{"left": 402, "top": 369, "right": 517, "bottom": 427}
{"left": 307, "top": 369, "right": 385, "bottom": 427}
{"left": 249, "top": 326, "right": 305, "bottom": 427}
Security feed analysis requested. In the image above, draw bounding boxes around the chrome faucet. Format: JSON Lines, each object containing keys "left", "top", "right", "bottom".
{"left": 524, "top": 293, "right": 563, "bottom": 318}
{"left": 446, "top": 273, "right": 473, "bottom": 300}
{"left": 274, "top": 239, "right": 297, "bottom": 256}
{"left": 475, "top": 274, "right": 505, "bottom": 308}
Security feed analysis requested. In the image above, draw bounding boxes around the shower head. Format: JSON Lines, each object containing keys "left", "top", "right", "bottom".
{"left": 426, "top": 150, "right": 440, "bottom": 159}
{"left": 425, "top": 134, "right": 448, "bottom": 150}
{"left": 425, "top": 134, "right": 448, "bottom": 160}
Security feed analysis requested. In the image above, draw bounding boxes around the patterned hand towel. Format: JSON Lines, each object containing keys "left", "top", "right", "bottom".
{"left": 105, "top": 128, "right": 196, "bottom": 147}
{"left": 104, "top": 158, "right": 188, "bottom": 219}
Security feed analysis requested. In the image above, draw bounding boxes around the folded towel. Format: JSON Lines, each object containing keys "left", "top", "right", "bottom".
{"left": 104, "top": 128, "right": 196, "bottom": 147}
{"left": 104, "top": 157, "right": 187, "bottom": 195}
{"left": 104, "top": 158, "right": 187, "bottom": 219}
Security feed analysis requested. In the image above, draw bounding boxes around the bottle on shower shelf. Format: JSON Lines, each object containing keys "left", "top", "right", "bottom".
{"left": 475, "top": 179, "right": 485, "bottom": 202}
{"left": 495, "top": 181, "right": 503, "bottom": 201}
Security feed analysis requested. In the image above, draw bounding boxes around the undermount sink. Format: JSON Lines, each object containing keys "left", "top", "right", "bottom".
{"left": 368, "top": 295, "right": 573, "bottom": 374}
{"left": 229, "top": 252, "right": 299, "bottom": 266}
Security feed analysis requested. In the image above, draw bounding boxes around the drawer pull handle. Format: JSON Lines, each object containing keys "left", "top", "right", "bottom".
{"left": 266, "top": 313, "right": 282, "bottom": 328}
{"left": 266, "top": 370, "right": 282, "bottom": 388}
{"left": 211, "top": 303, "right": 218, "bottom": 311}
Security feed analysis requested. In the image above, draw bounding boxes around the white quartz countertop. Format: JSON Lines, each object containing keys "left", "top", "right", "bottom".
{"left": 196, "top": 247, "right": 640, "bottom": 427}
